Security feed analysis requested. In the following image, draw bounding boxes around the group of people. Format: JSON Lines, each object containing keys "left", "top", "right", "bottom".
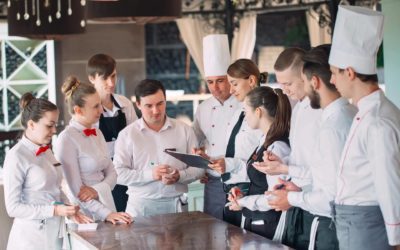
{"left": 195, "top": 5, "right": 400, "bottom": 250}
{"left": 2, "top": 4, "right": 399, "bottom": 250}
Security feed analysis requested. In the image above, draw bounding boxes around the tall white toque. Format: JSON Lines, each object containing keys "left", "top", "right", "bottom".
{"left": 329, "top": 5, "right": 384, "bottom": 74}
{"left": 203, "top": 34, "right": 231, "bottom": 77}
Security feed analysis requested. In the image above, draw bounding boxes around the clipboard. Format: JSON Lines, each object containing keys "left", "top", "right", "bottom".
{"left": 164, "top": 149, "right": 212, "bottom": 169}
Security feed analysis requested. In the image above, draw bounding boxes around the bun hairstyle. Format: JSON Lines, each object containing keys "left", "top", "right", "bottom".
{"left": 246, "top": 86, "right": 291, "bottom": 148}
{"left": 227, "top": 59, "right": 265, "bottom": 86}
{"left": 19, "top": 92, "right": 58, "bottom": 129}
{"left": 61, "top": 76, "right": 97, "bottom": 114}
{"left": 259, "top": 72, "right": 269, "bottom": 84}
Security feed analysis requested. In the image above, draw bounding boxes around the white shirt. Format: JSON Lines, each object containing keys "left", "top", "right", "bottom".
{"left": 287, "top": 97, "right": 322, "bottom": 186}
{"left": 3, "top": 136, "right": 62, "bottom": 220}
{"left": 54, "top": 119, "right": 117, "bottom": 220}
{"left": 235, "top": 138, "right": 291, "bottom": 211}
{"left": 335, "top": 90, "right": 400, "bottom": 245}
{"left": 94, "top": 94, "right": 138, "bottom": 158}
{"left": 192, "top": 95, "right": 240, "bottom": 176}
{"left": 288, "top": 97, "right": 356, "bottom": 217}
{"left": 224, "top": 106, "right": 263, "bottom": 184}
{"left": 113, "top": 117, "right": 204, "bottom": 200}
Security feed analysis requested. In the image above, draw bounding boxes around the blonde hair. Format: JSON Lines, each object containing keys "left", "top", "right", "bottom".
{"left": 61, "top": 76, "right": 96, "bottom": 114}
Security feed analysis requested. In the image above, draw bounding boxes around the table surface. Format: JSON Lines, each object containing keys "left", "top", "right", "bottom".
{"left": 71, "top": 211, "right": 290, "bottom": 250}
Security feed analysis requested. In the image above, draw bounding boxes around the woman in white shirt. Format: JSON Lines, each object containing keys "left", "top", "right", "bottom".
{"left": 227, "top": 86, "right": 291, "bottom": 240}
{"left": 3, "top": 93, "right": 91, "bottom": 250}
{"left": 208, "top": 59, "right": 265, "bottom": 227}
{"left": 55, "top": 76, "right": 132, "bottom": 224}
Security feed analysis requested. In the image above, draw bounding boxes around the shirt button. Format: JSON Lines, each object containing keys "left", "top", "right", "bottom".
{"left": 356, "top": 117, "right": 360, "bottom": 121}
{"left": 212, "top": 125, "right": 215, "bottom": 128}
{"left": 212, "top": 143, "right": 215, "bottom": 146}
{"left": 230, "top": 105, "right": 233, "bottom": 108}
{"left": 212, "top": 107, "right": 216, "bottom": 110}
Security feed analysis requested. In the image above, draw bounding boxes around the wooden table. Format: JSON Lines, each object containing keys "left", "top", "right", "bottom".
{"left": 70, "top": 211, "right": 290, "bottom": 250}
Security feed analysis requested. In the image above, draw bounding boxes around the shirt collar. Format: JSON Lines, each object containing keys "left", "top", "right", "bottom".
{"left": 69, "top": 118, "right": 95, "bottom": 134}
{"left": 20, "top": 135, "right": 43, "bottom": 155}
{"left": 299, "top": 96, "right": 311, "bottom": 109}
{"left": 356, "top": 89, "right": 382, "bottom": 114}
{"left": 322, "top": 97, "right": 349, "bottom": 122}
{"left": 209, "top": 95, "right": 237, "bottom": 108}
{"left": 138, "top": 116, "right": 173, "bottom": 132}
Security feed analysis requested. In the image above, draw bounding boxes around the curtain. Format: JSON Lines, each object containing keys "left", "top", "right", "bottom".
{"left": 176, "top": 14, "right": 257, "bottom": 76}
{"left": 231, "top": 14, "right": 257, "bottom": 61}
{"left": 176, "top": 17, "right": 208, "bottom": 77}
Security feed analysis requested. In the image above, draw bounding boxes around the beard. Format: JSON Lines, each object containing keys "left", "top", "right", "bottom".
{"left": 308, "top": 89, "right": 321, "bottom": 109}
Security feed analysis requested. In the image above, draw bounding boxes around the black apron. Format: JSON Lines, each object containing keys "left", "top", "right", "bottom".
{"left": 99, "top": 95, "right": 128, "bottom": 212}
{"left": 242, "top": 144, "right": 282, "bottom": 239}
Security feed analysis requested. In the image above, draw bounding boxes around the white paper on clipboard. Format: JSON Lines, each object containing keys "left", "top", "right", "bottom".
{"left": 164, "top": 149, "right": 212, "bottom": 169}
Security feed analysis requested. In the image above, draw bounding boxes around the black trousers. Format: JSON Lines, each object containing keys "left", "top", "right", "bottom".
{"left": 282, "top": 207, "right": 339, "bottom": 250}
{"left": 223, "top": 206, "right": 242, "bottom": 227}
{"left": 112, "top": 184, "right": 128, "bottom": 212}
{"left": 243, "top": 217, "right": 279, "bottom": 240}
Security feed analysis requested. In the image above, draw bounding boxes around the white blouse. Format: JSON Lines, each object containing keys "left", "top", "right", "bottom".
{"left": 237, "top": 138, "right": 291, "bottom": 211}
{"left": 54, "top": 119, "right": 117, "bottom": 220}
{"left": 224, "top": 106, "right": 263, "bottom": 184}
{"left": 3, "top": 136, "right": 62, "bottom": 219}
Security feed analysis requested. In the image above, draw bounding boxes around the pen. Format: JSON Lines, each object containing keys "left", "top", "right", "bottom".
{"left": 275, "top": 177, "right": 292, "bottom": 190}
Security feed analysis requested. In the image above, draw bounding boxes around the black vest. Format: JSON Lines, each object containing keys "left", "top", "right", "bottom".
{"left": 242, "top": 137, "right": 289, "bottom": 221}
{"left": 99, "top": 95, "right": 127, "bottom": 142}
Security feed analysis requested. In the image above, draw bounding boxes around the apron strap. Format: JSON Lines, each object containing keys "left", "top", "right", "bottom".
{"left": 308, "top": 216, "right": 320, "bottom": 250}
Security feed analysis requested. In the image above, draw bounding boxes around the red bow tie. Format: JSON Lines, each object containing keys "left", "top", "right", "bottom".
{"left": 36, "top": 145, "right": 50, "bottom": 156}
{"left": 83, "top": 128, "right": 97, "bottom": 137}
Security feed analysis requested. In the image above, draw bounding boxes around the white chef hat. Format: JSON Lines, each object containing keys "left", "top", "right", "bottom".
{"left": 203, "top": 34, "right": 230, "bottom": 77}
{"left": 329, "top": 5, "right": 384, "bottom": 74}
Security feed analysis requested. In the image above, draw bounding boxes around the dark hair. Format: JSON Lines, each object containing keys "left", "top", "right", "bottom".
{"left": 86, "top": 54, "right": 116, "bottom": 78}
{"left": 246, "top": 86, "right": 291, "bottom": 148}
{"left": 135, "top": 79, "right": 166, "bottom": 103}
{"left": 19, "top": 93, "right": 58, "bottom": 129}
{"left": 338, "top": 68, "right": 378, "bottom": 83}
{"left": 274, "top": 47, "right": 306, "bottom": 74}
{"left": 302, "top": 44, "right": 336, "bottom": 91}
{"left": 227, "top": 59, "right": 267, "bottom": 85}
{"left": 61, "top": 76, "right": 97, "bottom": 114}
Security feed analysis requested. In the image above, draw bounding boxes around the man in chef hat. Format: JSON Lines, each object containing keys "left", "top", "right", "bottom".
{"left": 329, "top": 5, "right": 400, "bottom": 250}
{"left": 192, "top": 34, "right": 240, "bottom": 220}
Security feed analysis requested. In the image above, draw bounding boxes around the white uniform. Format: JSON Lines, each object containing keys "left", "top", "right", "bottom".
{"left": 288, "top": 97, "right": 356, "bottom": 217}
{"left": 193, "top": 95, "right": 240, "bottom": 219}
{"left": 335, "top": 90, "right": 400, "bottom": 245}
{"left": 3, "top": 136, "right": 64, "bottom": 250}
{"left": 54, "top": 119, "right": 117, "bottom": 221}
{"left": 224, "top": 106, "right": 263, "bottom": 184}
{"left": 113, "top": 117, "right": 204, "bottom": 217}
{"left": 94, "top": 93, "right": 138, "bottom": 157}
{"left": 287, "top": 97, "right": 322, "bottom": 186}
{"left": 193, "top": 95, "right": 240, "bottom": 176}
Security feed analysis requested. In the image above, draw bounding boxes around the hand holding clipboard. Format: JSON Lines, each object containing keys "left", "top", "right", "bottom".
{"left": 164, "top": 148, "right": 212, "bottom": 169}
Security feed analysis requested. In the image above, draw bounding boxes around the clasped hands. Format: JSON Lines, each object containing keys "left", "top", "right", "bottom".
{"left": 152, "top": 164, "right": 180, "bottom": 185}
